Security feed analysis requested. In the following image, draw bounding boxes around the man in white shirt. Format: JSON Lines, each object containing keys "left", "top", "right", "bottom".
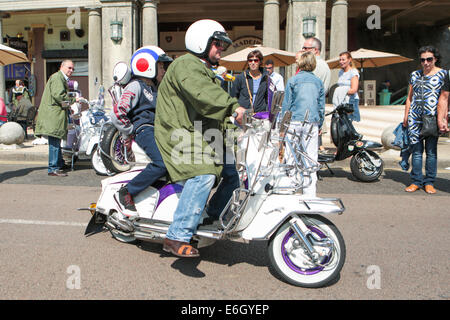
{"left": 301, "top": 37, "right": 331, "bottom": 152}
{"left": 264, "top": 59, "right": 285, "bottom": 91}
{"left": 302, "top": 37, "right": 330, "bottom": 95}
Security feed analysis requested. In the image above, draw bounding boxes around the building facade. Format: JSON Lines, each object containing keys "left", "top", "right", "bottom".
{"left": 0, "top": 0, "right": 449, "bottom": 107}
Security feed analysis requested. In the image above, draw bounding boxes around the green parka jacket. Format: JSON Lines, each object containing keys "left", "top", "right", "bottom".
{"left": 34, "top": 70, "right": 74, "bottom": 139}
{"left": 155, "top": 53, "right": 240, "bottom": 183}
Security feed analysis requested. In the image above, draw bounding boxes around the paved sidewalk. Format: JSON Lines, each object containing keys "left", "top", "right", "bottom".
{"left": 1, "top": 130, "right": 450, "bottom": 170}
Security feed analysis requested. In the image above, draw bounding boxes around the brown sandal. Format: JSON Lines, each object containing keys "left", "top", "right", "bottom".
{"left": 163, "top": 238, "right": 200, "bottom": 258}
{"left": 405, "top": 184, "right": 420, "bottom": 192}
{"left": 424, "top": 185, "right": 436, "bottom": 194}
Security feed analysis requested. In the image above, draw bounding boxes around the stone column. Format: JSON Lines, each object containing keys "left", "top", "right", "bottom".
{"left": 263, "top": 0, "right": 280, "bottom": 49}
{"left": 101, "top": 0, "right": 140, "bottom": 108}
{"left": 330, "top": 0, "right": 348, "bottom": 58}
{"left": 329, "top": 0, "right": 348, "bottom": 83}
{"left": 285, "top": 1, "right": 327, "bottom": 78}
{"left": 142, "top": 0, "right": 158, "bottom": 46}
{"left": 284, "top": 0, "right": 297, "bottom": 80}
{"left": 87, "top": 8, "right": 102, "bottom": 100}
{"left": 0, "top": 15, "right": 5, "bottom": 101}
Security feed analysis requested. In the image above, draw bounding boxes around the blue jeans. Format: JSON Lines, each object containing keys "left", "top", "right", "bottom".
{"left": 126, "top": 126, "right": 167, "bottom": 196}
{"left": 166, "top": 161, "right": 240, "bottom": 243}
{"left": 347, "top": 97, "right": 360, "bottom": 122}
{"left": 166, "top": 174, "right": 216, "bottom": 243}
{"left": 206, "top": 162, "right": 240, "bottom": 218}
{"left": 410, "top": 136, "right": 438, "bottom": 187}
{"left": 48, "top": 135, "right": 63, "bottom": 173}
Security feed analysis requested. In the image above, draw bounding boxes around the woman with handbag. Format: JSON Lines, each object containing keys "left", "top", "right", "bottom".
{"left": 403, "top": 45, "right": 449, "bottom": 194}
{"left": 230, "top": 50, "right": 273, "bottom": 113}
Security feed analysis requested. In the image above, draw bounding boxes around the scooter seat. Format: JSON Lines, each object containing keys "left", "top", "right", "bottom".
{"left": 318, "top": 153, "right": 335, "bottom": 163}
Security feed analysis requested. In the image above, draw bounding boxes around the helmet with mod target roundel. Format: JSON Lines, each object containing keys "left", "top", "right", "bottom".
{"left": 130, "top": 45, "right": 173, "bottom": 80}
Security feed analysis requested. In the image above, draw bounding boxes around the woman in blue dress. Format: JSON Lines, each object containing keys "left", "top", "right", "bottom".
{"left": 403, "top": 46, "right": 448, "bottom": 194}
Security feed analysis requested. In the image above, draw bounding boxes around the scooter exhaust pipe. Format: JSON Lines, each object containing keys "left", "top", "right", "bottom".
{"left": 133, "top": 230, "right": 165, "bottom": 243}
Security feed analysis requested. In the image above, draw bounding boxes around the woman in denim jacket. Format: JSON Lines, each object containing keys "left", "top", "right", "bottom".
{"left": 282, "top": 51, "right": 325, "bottom": 198}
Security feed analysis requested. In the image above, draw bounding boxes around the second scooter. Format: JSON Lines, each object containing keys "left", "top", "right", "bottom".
{"left": 319, "top": 102, "right": 384, "bottom": 182}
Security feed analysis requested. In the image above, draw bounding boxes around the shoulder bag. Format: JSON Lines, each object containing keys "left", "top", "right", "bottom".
{"left": 419, "top": 74, "right": 439, "bottom": 138}
{"left": 245, "top": 74, "right": 255, "bottom": 113}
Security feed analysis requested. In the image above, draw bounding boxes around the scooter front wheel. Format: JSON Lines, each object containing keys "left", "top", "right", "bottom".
{"left": 268, "top": 215, "right": 346, "bottom": 288}
{"left": 100, "top": 125, "right": 131, "bottom": 174}
{"left": 91, "top": 146, "right": 108, "bottom": 176}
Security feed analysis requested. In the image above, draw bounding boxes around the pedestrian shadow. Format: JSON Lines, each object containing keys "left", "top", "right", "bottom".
{"left": 0, "top": 166, "right": 47, "bottom": 183}
{"left": 383, "top": 169, "right": 450, "bottom": 194}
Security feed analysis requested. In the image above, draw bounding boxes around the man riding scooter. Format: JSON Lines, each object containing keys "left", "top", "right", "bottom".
{"left": 155, "top": 19, "right": 246, "bottom": 258}
{"left": 110, "top": 46, "right": 172, "bottom": 217}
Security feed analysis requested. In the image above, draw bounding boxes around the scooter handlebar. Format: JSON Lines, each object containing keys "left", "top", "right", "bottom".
{"left": 325, "top": 109, "right": 336, "bottom": 117}
{"left": 77, "top": 97, "right": 90, "bottom": 105}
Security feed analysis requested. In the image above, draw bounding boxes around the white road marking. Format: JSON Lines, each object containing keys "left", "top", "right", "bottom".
{"left": 0, "top": 218, "right": 87, "bottom": 227}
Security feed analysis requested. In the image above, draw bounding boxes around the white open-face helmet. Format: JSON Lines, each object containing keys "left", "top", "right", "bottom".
{"left": 185, "top": 19, "right": 232, "bottom": 58}
{"left": 130, "top": 45, "right": 173, "bottom": 79}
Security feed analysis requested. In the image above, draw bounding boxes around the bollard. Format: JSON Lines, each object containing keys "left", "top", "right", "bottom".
{"left": 0, "top": 121, "right": 25, "bottom": 145}
{"left": 381, "top": 124, "right": 400, "bottom": 150}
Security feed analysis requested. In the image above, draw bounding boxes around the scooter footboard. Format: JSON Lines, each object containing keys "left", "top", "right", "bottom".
{"left": 240, "top": 196, "right": 344, "bottom": 241}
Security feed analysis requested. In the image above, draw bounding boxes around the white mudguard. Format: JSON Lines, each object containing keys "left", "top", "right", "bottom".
{"left": 85, "top": 136, "right": 100, "bottom": 156}
{"left": 241, "top": 195, "right": 344, "bottom": 241}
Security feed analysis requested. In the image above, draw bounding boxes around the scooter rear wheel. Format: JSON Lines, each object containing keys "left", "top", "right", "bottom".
{"left": 268, "top": 215, "right": 346, "bottom": 288}
{"left": 350, "top": 149, "right": 383, "bottom": 182}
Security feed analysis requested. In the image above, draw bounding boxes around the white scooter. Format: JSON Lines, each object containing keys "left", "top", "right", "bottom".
{"left": 61, "top": 82, "right": 110, "bottom": 175}
{"left": 82, "top": 93, "right": 346, "bottom": 288}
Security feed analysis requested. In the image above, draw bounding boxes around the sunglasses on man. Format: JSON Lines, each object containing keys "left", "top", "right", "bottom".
{"left": 212, "top": 40, "right": 230, "bottom": 50}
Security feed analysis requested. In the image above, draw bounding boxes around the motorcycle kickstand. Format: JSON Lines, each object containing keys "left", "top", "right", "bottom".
{"left": 324, "top": 163, "right": 334, "bottom": 175}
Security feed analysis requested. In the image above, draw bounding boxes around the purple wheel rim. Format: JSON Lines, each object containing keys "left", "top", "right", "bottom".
{"left": 114, "top": 138, "right": 125, "bottom": 163}
{"left": 281, "top": 225, "right": 331, "bottom": 275}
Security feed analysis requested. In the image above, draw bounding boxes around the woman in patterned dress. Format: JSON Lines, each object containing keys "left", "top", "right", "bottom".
{"left": 403, "top": 46, "right": 449, "bottom": 194}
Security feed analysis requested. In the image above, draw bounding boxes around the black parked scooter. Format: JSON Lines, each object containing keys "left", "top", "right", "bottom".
{"left": 318, "top": 103, "right": 384, "bottom": 182}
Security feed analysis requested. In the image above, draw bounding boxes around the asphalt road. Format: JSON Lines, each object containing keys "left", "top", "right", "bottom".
{"left": 0, "top": 161, "right": 449, "bottom": 302}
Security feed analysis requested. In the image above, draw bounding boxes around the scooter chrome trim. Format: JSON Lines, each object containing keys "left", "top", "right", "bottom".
{"left": 289, "top": 216, "right": 319, "bottom": 262}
